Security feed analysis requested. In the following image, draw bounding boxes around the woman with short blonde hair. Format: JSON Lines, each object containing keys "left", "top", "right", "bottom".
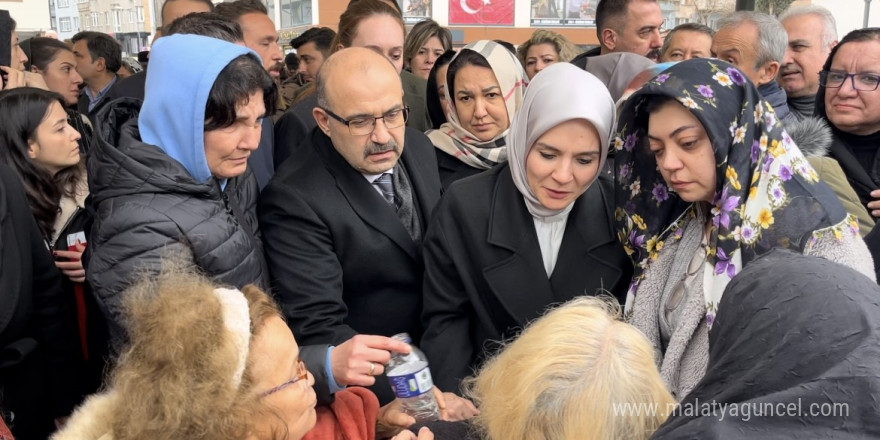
{"left": 465, "top": 296, "right": 674, "bottom": 440}
{"left": 516, "top": 29, "right": 579, "bottom": 79}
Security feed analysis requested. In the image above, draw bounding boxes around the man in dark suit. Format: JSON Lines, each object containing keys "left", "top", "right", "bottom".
{"left": 71, "top": 31, "right": 121, "bottom": 116}
{"left": 272, "top": 0, "right": 430, "bottom": 169}
{"left": 259, "top": 47, "right": 443, "bottom": 406}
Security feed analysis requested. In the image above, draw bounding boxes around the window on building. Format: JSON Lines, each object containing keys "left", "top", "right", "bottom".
{"left": 74, "top": 16, "right": 80, "bottom": 30}
{"left": 92, "top": 12, "right": 98, "bottom": 26}
{"left": 59, "top": 0, "right": 70, "bottom": 7}
{"left": 60, "top": 17, "right": 72, "bottom": 32}
{"left": 137, "top": 6, "right": 144, "bottom": 22}
{"left": 104, "top": 11, "right": 109, "bottom": 27}
{"left": 280, "top": 0, "right": 312, "bottom": 28}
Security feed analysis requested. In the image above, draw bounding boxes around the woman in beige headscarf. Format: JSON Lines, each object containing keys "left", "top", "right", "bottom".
{"left": 426, "top": 40, "right": 527, "bottom": 189}
{"left": 420, "top": 62, "right": 633, "bottom": 396}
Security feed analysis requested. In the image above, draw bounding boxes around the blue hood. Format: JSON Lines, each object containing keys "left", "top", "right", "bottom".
{"left": 138, "top": 34, "right": 255, "bottom": 184}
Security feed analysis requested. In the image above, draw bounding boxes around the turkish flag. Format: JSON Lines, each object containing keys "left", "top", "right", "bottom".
{"left": 449, "top": 0, "right": 514, "bottom": 25}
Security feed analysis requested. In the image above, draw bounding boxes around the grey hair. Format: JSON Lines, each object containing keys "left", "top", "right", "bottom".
{"left": 716, "top": 11, "right": 787, "bottom": 68}
{"left": 779, "top": 5, "right": 838, "bottom": 49}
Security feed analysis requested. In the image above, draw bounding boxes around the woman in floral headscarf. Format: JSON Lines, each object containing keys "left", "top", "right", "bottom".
{"left": 614, "top": 58, "right": 874, "bottom": 400}
{"left": 426, "top": 40, "right": 527, "bottom": 189}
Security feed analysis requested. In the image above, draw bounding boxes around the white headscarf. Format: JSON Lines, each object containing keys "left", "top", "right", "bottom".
{"left": 507, "top": 62, "right": 617, "bottom": 220}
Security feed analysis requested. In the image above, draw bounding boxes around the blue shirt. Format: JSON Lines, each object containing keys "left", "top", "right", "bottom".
{"left": 84, "top": 75, "right": 118, "bottom": 112}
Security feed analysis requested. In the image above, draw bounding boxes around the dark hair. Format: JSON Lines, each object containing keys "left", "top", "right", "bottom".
{"left": 284, "top": 52, "right": 299, "bottom": 70}
{"left": 660, "top": 23, "right": 714, "bottom": 58}
{"left": 163, "top": 12, "right": 243, "bottom": 42}
{"left": 595, "top": 0, "right": 657, "bottom": 38}
{"left": 71, "top": 31, "right": 122, "bottom": 73}
{"left": 0, "top": 87, "right": 83, "bottom": 240}
{"left": 334, "top": 0, "right": 404, "bottom": 51}
{"left": 290, "top": 27, "right": 336, "bottom": 56}
{"left": 160, "top": 0, "right": 215, "bottom": 25}
{"left": 446, "top": 48, "right": 492, "bottom": 109}
{"left": 214, "top": 0, "right": 268, "bottom": 22}
{"left": 815, "top": 27, "right": 880, "bottom": 122}
{"left": 642, "top": 94, "right": 676, "bottom": 115}
{"left": 426, "top": 49, "right": 456, "bottom": 129}
{"left": 493, "top": 39, "right": 516, "bottom": 55}
{"left": 204, "top": 54, "right": 277, "bottom": 131}
{"left": 26, "top": 37, "right": 71, "bottom": 72}
{"left": 348, "top": 0, "right": 403, "bottom": 16}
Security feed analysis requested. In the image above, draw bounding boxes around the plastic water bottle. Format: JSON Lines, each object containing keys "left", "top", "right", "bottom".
{"left": 386, "top": 333, "right": 440, "bottom": 422}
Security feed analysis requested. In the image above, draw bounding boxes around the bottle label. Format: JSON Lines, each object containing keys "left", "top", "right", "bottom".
{"left": 387, "top": 366, "right": 434, "bottom": 399}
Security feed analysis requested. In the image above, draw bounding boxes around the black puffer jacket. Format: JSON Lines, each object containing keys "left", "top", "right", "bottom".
{"left": 86, "top": 99, "right": 267, "bottom": 343}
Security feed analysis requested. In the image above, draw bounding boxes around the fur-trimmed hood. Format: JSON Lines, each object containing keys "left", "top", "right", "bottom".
{"left": 51, "top": 392, "right": 116, "bottom": 440}
{"left": 784, "top": 116, "right": 833, "bottom": 158}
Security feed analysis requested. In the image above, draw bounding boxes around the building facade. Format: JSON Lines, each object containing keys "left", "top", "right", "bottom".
{"left": 77, "top": 0, "right": 151, "bottom": 55}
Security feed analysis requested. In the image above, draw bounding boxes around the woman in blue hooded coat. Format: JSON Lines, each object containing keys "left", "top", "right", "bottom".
{"left": 86, "top": 34, "right": 277, "bottom": 345}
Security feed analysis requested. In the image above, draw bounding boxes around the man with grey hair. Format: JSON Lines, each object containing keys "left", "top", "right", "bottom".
{"left": 778, "top": 5, "right": 838, "bottom": 120}
{"left": 712, "top": 11, "right": 797, "bottom": 122}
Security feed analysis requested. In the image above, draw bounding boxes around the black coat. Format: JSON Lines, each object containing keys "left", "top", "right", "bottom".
{"left": 651, "top": 249, "right": 880, "bottom": 439}
{"left": 87, "top": 99, "right": 268, "bottom": 345}
{"left": 435, "top": 148, "right": 483, "bottom": 191}
{"left": 258, "top": 126, "right": 441, "bottom": 404}
{"left": 0, "top": 165, "right": 83, "bottom": 439}
{"left": 420, "top": 164, "right": 632, "bottom": 393}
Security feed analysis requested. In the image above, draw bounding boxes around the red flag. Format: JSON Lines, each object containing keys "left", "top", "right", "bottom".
{"left": 449, "top": 0, "right": 514, "bottom": 25}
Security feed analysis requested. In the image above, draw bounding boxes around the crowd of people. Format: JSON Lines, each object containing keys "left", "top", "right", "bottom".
{"left": 1, "top": 0, "right": 879, "bottom": 439}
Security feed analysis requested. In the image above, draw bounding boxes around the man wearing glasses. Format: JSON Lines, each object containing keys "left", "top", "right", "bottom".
{"left": 259, "top": 47, "right": 444, "bottom": 408}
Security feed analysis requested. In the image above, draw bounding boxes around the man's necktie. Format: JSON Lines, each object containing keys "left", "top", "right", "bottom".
{"left": 374, "top": 172, "right": 395, "bottom": 205}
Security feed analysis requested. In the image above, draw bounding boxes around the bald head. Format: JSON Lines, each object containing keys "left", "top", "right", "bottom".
{"left": 313, "top": 47, "right": 407, "bottom": 175}
{"left": 316, "top": 47, "right": 401, "bottom": 109}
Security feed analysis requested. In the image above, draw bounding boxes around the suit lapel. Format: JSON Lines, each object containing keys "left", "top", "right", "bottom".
{"left": 401, "top": 127, "right": 441, "bottom": 231}
{"left": 483, "top": 167, "right": 557, "bottom": 326}
{"left": 311, "top": 130, "right": 418, "bottom": 260}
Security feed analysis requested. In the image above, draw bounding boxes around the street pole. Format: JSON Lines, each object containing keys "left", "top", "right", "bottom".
{"left": 866, "top": 0, "right": 872, "bottom": 28}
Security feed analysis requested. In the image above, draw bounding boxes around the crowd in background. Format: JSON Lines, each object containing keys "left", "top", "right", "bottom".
{"left": 2, "top": 0, "right": 880, "bottom": 439}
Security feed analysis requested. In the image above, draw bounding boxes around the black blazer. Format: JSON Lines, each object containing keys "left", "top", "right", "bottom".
{"left": 0, "top": 165, "right": 83, "bottom": 438}
{"left": 420, "top": 164, "right": 632, "bottom": 393}
{"left": 258, "top": 126, "right": 441, "bottom": 404}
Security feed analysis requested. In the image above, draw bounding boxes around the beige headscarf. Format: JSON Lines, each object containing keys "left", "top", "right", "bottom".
{"left": 507, "top": 62, "right": 616, "bottom": 220}
{"left": 427, "top": 40, "right": 528, "bottom": 169}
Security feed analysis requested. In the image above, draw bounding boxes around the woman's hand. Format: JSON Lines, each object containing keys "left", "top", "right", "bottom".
{"left": 434, "top": 387, "right": 479, "bottom": 422}
{"left": 376, "top": 398, "right": 415, "bottom": 439}
{"left": 0, "top": 67, "right": 49, "bottom": 90}
{"left": 54, "top": 241, "right": 87, "bottom": 283}
{"left": 868, "top": 189, "right": 880, "bottom": 218}
{"left": 390, "top": 427, "right": 433, "bottom": 440}
{"left": 0, "top": 66, "right": 26, "bottom": 89}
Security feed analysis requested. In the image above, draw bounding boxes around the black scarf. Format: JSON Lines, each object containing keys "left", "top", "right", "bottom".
{"left": 651, "top": 249, "right": 880, "bottom": 439}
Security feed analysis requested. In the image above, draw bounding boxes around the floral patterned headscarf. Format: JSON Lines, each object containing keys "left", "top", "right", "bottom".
{"left": 614, "top": 58, "right": 857, "bottom": 328}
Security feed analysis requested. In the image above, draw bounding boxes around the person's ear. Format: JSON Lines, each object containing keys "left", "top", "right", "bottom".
{"left": 760, "top": 61, "right": 780, "bottom": 85}
{"left": 601, "top": 28, "right": 618, "bottom": 52}
{"left": 95, "top": 56, "right": 106, "bottom": 72}
{"left": 27, "top": 138, "right": 39, "bottom": 159}
{"left": 313, "top": 107, "right": 331, "bottom": 136}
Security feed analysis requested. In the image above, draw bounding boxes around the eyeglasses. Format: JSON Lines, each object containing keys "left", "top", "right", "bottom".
{"left": 819, "top": 70, "right": 880, "bottom": 91}
{"left": 260, "top": 359, "right": 308, "bottom": 398}
{"left": 320, "top": 106, "right": 409, "bottom": 136}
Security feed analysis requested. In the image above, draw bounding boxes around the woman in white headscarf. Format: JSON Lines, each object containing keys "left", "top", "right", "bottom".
{"left": 420, "top": 63, "right": 633, "bottom": 396}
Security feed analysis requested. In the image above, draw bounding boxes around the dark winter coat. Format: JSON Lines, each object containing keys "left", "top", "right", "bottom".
{"left": 86, "top": 99, "right": 268, "bottom": 345}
